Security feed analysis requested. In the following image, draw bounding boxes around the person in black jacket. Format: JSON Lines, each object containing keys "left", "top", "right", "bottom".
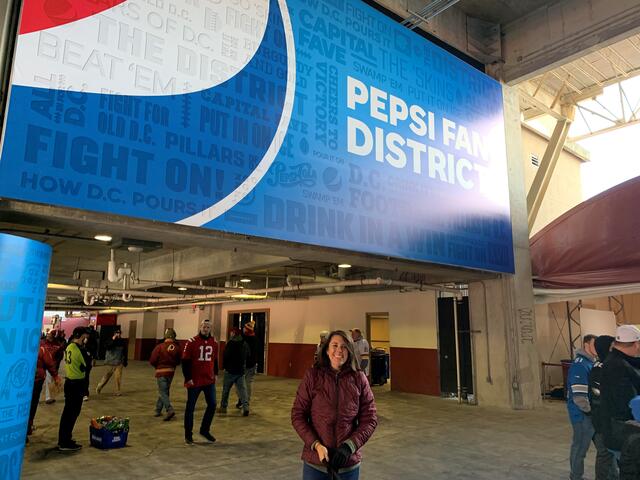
{"left": 217, "top": 328, "right": 250, "bottom": 416}
{"left": 600, "top": 325, "right": 640, "bottom": 480}
{"left": 96, "top": 328, "right": 128, "bottom": 396}
{"left": 235, "top": 321, "right": 258, "bottom": 410}
{"left": 588, "top": 335, "right": 618, "bottom": 480}
{"left": 82, "top": 325, "right": 99, "bottom": 401}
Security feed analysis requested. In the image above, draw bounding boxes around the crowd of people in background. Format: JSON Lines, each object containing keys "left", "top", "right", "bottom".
{"left": 29, "top": 319, "right": 269, "bottom": 450}
{"left": 566, "top": 325, "right": 640, "bottom": 480}
{"left": 28, "top": 316, "right": 640, "bottom": 480}
{"left": 28, "top": 320, "right": 378, "bottom": 479}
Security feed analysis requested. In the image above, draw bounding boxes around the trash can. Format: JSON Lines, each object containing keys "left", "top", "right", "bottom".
{"left": 370, "top": 349, "right": 389, "bottom": 386}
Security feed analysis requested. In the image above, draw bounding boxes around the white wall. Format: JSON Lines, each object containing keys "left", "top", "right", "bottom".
{"left": 115, "top": 290, "right": 438, "bottom": 359}
{"left": 220, "top": 289, "right": 438, "bottom": 349}
{"left": 156, "top": 308, "right": 201, "bottom": 339}
{"left": 117, "top": 312, "right": 144, "bottom": 338}
{"left": 580, "top": 308, "right": 617, "bottom": 337}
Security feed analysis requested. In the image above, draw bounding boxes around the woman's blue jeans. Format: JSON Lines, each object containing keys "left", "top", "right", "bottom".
{"left": 302, "top": 463, "right": 360, "bottom": 479}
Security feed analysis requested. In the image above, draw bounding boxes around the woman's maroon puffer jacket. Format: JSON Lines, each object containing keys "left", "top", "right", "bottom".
{"left": 291, "top": 365, "right": 377, "bottom": 468}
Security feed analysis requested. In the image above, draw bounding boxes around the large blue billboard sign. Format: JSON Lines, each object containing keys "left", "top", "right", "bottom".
{"left": 0, "top": 0, "right": 514, "bottom": 273}
{"left": 0, "top": 234, "right": 51, "bottom": 479}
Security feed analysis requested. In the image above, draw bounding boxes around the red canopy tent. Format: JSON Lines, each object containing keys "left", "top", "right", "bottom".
{"left": 530, "top": 175, "right": 640, "bottom": 301}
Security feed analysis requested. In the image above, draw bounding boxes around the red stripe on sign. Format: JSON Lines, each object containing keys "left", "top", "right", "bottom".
{"left": 20, "top": 0, "right": 127, "bottom": 34}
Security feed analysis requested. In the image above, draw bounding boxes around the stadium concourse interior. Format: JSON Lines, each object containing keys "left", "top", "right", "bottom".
{"left": 3, "top": 0, "right": 640, "bottom": 477}
{"left": 22, "top": 361, "right": 583, "bottom": 480}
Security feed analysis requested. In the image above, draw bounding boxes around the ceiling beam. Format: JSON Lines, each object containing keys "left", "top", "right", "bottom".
{"left": 518, "top": 89, "right": 566, "bottom": 121}
{"left": 526, "top": 114, "right": 573, "bottom": 234}
{"left": 0, "top": 199, "right": 498, "bottom": 284}
{"left": 134, "top": 247, "right": 294, "bottom": 283}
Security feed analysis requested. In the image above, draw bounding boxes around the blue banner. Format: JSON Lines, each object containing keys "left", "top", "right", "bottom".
{"left": 0, "top": 0, "right": 513, "bottom": 273}
{"left": 0, "top": 234, "right": 51, "bottom": 479}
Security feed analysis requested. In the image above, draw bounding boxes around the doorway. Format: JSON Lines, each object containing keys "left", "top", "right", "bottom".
{"left": 227, "top": 310, "right": 269, "bottom": 374}
{"left": 366, "top": 313, "right": 390, "bottom": 352}
{"left": 437, "top": 297, "right": 473, "bottom": 399}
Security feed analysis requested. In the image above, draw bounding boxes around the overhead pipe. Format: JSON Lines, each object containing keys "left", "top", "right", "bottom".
{"left": 48, "top": 283, "right": 180, "bottom": 298}
{"left": 145, "top": 278, "right": 462, "bottom": 304}
{"left": 45, "top": 299, "right": 236, "bottom": 312}
{"left": 286, "top": 273, "right": 345, "bottom": 294}
{"left": 83, "top": 279, "right": 97, "bottom": 306}
{"left": 132, "top": 279, "right": 239, "bottom": 292}
{"left": 287, "top": 266, "right": 347, "bottom": 294}
{"left": 108, "top": 249, "right": 134, "bottom": 290}
{"left": 51, "top": 278, "right": 463, "bottom": 308}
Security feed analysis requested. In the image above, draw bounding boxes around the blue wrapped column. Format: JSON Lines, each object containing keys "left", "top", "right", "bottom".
{"left": 0, "top": 234, "right": 51, "bottom": 478}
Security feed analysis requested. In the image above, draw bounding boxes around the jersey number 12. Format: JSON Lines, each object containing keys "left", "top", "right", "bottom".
{"left": 198, "top": 345, "right": 213, "bottom": 361}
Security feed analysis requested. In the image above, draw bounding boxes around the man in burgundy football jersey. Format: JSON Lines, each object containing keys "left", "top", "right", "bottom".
{"left": 149, "top": 327, "right": 182, "bottom": 421}
{"left": 182, "top": 320, "right": 218, "bottom": 444}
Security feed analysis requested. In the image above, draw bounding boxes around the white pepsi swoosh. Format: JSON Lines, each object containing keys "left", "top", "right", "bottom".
{"left": 176, "top": 0, "right": 295, "bottom": 227}
{"left": 13, "top": 0, "right": 269, "bottom": 95}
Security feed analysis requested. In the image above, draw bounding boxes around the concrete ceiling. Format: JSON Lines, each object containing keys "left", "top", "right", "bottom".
{"left": 1, "top": 200, "right": 486, "bottom": 311}
{"left": 373, "top": 0, "right": 640, "bottom": 83}
{"left": 518, "top": 33, "right": 640, "bottom": 141}
{"left": 456, "top": 0, "right": 564, "bottom": 25}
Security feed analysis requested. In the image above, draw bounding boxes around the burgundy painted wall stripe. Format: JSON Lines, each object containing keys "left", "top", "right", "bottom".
{"left": 129, "top": 339, "right": 440, "bottom": 397}
{"left": 267, "top": 343, "right": 315, "bottom": 379}
{"left": 134, "top": 338, "right": 159, "bottom": 361}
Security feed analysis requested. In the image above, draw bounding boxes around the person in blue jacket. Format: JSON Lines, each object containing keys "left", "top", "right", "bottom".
{"left": 567, "top": 334, "right": 599, "bottom": 480}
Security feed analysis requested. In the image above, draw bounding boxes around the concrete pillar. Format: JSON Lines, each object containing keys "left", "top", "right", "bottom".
{"left": 469, "top": 84, "right": 541, "bottom": 409}
{"left": 201, "top": 304, "right": 222, "bottom": 340}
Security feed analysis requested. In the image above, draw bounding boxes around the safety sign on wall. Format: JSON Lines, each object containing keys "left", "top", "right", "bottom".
{"left": 0, "top": 0, "right": 514, "bottom": 273}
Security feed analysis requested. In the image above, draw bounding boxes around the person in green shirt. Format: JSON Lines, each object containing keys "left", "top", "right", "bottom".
{"left": 58, "top": 327, "right": 90, "bottom": 451}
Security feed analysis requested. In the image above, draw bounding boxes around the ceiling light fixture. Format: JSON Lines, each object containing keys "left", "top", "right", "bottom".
{"left": 240, "top": 278, "right": 251, "bottom": 283}
{"left": 338, "top": 263, "right": 351, "bottom": 268}
{"left": 94, "top": 234, "right": 112, "bottom": 242}
{"left": 178, "top": 287, "right": 188, "bottom": 291}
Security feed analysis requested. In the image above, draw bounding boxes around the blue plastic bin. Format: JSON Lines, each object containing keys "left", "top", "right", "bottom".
{"left": 90, "top": 426, "right": 128, "bottom": 449}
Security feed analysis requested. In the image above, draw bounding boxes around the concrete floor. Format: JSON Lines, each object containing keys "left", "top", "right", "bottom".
{"left": 23, "top": 361, "right": 590, "bottom": 480}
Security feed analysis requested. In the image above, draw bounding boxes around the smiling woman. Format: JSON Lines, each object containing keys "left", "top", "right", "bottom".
{"left": 291, "top": 330, "right": 377, "bottom": 480}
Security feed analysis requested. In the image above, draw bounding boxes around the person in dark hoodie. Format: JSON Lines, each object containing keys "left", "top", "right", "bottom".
{"left": 600, "top": 325, "right": 640, "bottom": 480}
{"left": 235, "top": 320, "right": 258, "bottom": 410}
{"left": 589, "top": 335, "right": 619, "bottom": 480}
{"left": 567, "top": 334, "right": 598, "bottom": 480}
{"left": 217, "top": 328, "right": 250, "bottom": 416}
{"left": 82, "top": 325, "right": 99, "bottom": 401}
{"left": 96, "top": 328, "right": 128, "bottom": 396}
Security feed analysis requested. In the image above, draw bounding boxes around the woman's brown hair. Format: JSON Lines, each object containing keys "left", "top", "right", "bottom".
{"left": 315, "top": 330, "right": 360, "bottom": 372}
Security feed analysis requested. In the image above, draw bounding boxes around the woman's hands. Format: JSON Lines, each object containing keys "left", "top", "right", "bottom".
{"left": 314, "top": 442, "right": 329, "bottom": 463}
